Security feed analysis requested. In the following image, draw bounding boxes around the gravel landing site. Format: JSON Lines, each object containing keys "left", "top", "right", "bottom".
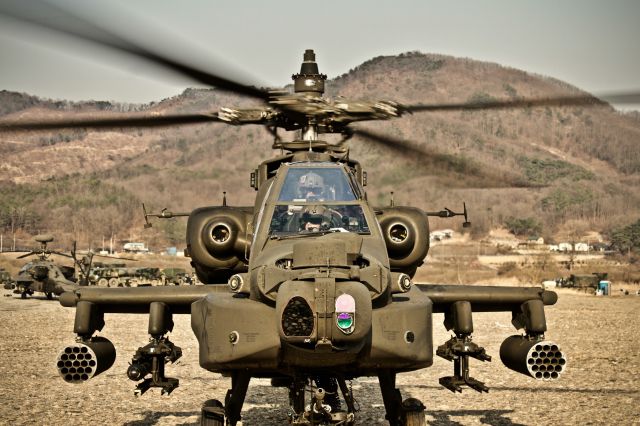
{"left": 1, "top": 289, "right": 639, "bottom": 425}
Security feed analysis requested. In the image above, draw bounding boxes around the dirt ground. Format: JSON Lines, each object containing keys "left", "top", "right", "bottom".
{"left": 1, "top": 288, "right": 639, "bottom": 425}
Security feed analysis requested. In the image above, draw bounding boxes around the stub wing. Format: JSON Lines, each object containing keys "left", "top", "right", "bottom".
{"left": 414, "top": 283, "right": 566, "bottom": 387}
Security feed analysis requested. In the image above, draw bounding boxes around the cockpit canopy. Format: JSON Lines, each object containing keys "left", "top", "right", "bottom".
{"left": 269, "top": 204, "right": 370, "bottom": 236}
{"left": 277, "top": 166, "right": 358, "bottom": 202}
{"left": 269, "top": 165, "right": 369, "bottom": 237}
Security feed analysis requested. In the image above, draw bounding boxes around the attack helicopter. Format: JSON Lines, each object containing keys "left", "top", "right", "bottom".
{"left": 8, "top": 235, "right": 78, "bottom": 299}
{"left": 5, "top": 236, "right": 135, "bottom": 299}
{"left": 3, "top": 4, "right": 640, "bottom": 425}
{"left": 2, "top": 50, "right": 564, "bottom": 425}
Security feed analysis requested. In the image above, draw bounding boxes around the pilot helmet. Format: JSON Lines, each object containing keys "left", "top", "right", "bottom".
{"left": 301, "top": 205, "right": 330, "bottom": 229}
{"left": 298, "top": 172, "right": 324, "bottom": 197}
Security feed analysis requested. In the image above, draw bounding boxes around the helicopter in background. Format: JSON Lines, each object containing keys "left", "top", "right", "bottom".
{"left": 2, "top": 2, "right": 639, "bottom": 425}
{"left": 5, "top": 236, "right": 135, "bottom": 299}
{"left": 8, "top": 234, "right": 78, "bottom": 299}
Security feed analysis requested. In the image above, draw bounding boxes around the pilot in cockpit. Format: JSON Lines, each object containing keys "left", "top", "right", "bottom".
{"left": 297, "top": 171, "right": 327, "bottom": 201}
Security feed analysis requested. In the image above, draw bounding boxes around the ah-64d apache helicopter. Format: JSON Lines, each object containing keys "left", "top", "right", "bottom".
{"left": 5, "top": 235, "right": 132, "bottom": 299}
{"left": 3, "top": 4, "right": 638, "bottom": 425}
{"left": 7, "top": 234, "right": 78, "bottom": 299}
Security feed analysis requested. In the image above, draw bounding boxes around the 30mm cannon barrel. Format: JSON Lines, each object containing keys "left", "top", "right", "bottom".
{"left": 500, "top": 335, "right": 566, "bottom": 380}
{"left": 56, "top": 336, "right": 116, "bottom": 383}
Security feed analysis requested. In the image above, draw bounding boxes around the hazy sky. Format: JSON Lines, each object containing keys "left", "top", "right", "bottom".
{"left": 0, "top": 0, "right": 638, "bottom": 108}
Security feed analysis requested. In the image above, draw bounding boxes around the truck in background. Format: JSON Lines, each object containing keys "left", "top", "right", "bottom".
{"left": 122, "top": 242, "right": 149, "bottom": 253}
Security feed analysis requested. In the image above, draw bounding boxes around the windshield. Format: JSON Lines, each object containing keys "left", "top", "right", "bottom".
{"left": 269, "top": 204, "right": 370, "bottom": 236}
{"left": 278, "top": 167, "right": 357, "bottom": 202}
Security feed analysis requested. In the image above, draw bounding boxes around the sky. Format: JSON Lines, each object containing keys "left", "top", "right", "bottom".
{"left": 0, "top": 0, "right": 638, "bottom": 109}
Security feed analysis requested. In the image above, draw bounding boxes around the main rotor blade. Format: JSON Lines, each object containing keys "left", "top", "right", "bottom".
{"left": 0, "top": 113, "right": 221, "bottom": 131}
{"left": 0, "top": 1, "right": 269, "bottom": 101}
{"left": 51, "top": 251, "right": 73, "bottom": 259}
{"left": 77, "top": 251, "right": 137, "bottom": 262}
{"left": 17, "top": 252, "right": 36, "bottom": 259}
{"left": 92, "top": 253, "right": 138, "bottom": 262}
{"left": 404, "top": 91, "right": 640, "bottom": 113}
{"left": 352, "top": 128, "right": 530, "bottom": 188}
{"left": 353, "top": 127, "right": 444, "bottom": 160}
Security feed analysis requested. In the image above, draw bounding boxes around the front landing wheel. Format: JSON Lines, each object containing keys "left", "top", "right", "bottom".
{"left": 402, "top": 398, "right": 426, "bottom": 426}
{"left": 201, "top": 399, "right": 225, "bottom": 426}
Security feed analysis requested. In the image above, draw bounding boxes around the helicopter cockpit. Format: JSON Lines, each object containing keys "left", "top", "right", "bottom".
{"left": 269, "top": 164, "right": 371, "bottom": 236}
{"left": 277, "top": 166, "right": 359, "bottom": 202}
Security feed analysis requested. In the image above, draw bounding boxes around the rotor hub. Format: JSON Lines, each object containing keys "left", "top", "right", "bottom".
{"left": 292, "top": 49, "right": 327, "bottom": 95}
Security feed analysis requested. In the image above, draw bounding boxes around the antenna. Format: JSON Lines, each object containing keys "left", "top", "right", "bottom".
{"left": 142, "top": 203, "right": 153, "bottom": 228}
{"left": 462, "top": 202, "right": 471, "bottom": 228}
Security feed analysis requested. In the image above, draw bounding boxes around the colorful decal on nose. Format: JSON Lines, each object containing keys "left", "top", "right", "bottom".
{"left": 335, "top": 294, "right": 355, "bottom": 334}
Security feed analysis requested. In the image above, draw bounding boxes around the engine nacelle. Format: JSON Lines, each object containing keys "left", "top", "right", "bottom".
{"left": 186, "top": 206, "right": 252, "bottom": 283}
{"left": 377, "top": 206, "right": 429, "bottom": 276}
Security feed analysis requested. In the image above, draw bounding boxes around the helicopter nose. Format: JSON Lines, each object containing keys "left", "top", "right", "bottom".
{"left": 276, "top": 279, "right": 372, "bottom": 349}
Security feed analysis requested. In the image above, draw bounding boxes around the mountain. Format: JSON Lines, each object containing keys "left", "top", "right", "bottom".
{"left": 1, "top": 52, "right": 639, "bottom": 249}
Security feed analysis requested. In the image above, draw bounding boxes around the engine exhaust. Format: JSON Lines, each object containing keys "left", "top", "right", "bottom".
{"left": 56, "top": 336, "right": 116, "bottom": 383}
{"left": 500, "top": 335, "right": 566, "bottom": 381}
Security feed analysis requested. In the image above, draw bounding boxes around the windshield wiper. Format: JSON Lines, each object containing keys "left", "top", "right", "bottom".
{"left": 270, "top": 229, "right": 344, "bottom": 240}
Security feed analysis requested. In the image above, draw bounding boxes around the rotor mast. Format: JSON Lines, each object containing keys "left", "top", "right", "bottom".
{"left": 292, "top": 49, "right": 326, "bottom": 142}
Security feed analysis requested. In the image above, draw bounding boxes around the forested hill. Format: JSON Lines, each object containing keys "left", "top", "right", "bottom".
{"left": 1, "top": 52, "right": 639, "bottom": 249}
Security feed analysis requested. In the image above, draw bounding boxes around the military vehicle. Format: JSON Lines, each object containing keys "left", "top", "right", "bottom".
{"left": 91, "top": 266, "right": 126, "bottom": 287}
{"left": 561, "top": 272, "right": 609, "bottom": 292}
{"left": 10, "top": 235, "right": 78, "bottom": 299}
{"left": 3, "top": 3, "right": 639, "bottom": 424}
{"left": 163, "top": 268, "right": 191, "bottom": 285}
{"left": 91, "top": 266, "right": 167, "bottom": 287}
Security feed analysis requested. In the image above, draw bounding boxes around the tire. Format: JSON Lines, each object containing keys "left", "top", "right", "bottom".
{"left": 402, "top": 398, "right": 426, "bottom": 426}
{"left": 45, "top": 292, "right": 53, "bottom": 300}
{"left": 97, "top": 278, "right": 108, "bottom": 287}
{"left": 404, "top": 412, "right": 426, "bottom": 426}
{"left": 201, "top": 399, "right": 224, "bottom": 426}
{"left": 108, "top": 278, "right": 119, "bottom": 287}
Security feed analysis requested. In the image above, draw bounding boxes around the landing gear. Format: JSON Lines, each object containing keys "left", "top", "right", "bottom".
{"left": 45, "top": 292, "right": 53, "bottom": 300}
{"left": 201, "top": 399, "right": 225, "bottom": 426}
{"left": 200, "top": 373, "right": 425, "bottom": 426}
{"left": 200, "top": 372, "right": 251, "bottom": 426}
{"left": 287, "top": 375, "right": 357, "bottom": 425}
{"left": 402, "top": 399, "right": 427, "bottom": 426}
{"left": 224, "top": 372, "right": 251, "bottom": 426}
{"left": 378, "top": 370, "right": 427, "bottom": 426}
